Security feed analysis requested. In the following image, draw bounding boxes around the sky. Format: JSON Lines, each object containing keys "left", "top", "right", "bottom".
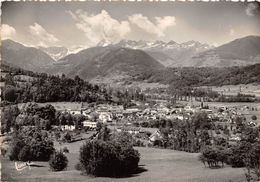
{"left": 1, "top": 2, "right": 260, "bottom": 49}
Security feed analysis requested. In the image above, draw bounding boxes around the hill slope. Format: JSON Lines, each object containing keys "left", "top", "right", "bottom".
{"left": 191, "top": 36, "right": 260, "bottom": 67}
{"left": 142, "top": 63, "right": 260, "bottom": 87}
{"left": 1, "top": 39, "right": 55, "bottom": 72}
{"left": 49, "top": 47, "right": 164, "bottom": 82}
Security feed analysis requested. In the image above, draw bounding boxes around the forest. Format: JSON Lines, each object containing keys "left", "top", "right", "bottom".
{"left": 138, "top": 63, "right": 260, "bottom": 87}
{"left": 1, "top": 64, "right": 146, "bottom": 106}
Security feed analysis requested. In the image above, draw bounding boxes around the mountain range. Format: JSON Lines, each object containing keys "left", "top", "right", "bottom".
{"left": 1, "top": 35, "right": 260, "bottom": 83}
{"left": 98, "top": 39, "right": 214, "bottom": 67}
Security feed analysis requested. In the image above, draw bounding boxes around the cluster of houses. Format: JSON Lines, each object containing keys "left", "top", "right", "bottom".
{"left": 16, "top": 101, "right": 259, "bottom": 145}
{"left": 46, "top": 101, "right": 258, "bottom": 129}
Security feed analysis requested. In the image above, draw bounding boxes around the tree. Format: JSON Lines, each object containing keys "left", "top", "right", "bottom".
{"left": 97, "top": 124, "right": 111, "bottom": 141}
{"left": 49, "top": 151, "right": 68, "bottom": 171}
{"left": 18, "top": 146, "right": 31, "bottom": 161}
{"left": 9, "top": 127, "right": 54, "bottom": 161}
{"left": 63, "top": 132, "right": 72, "bottom": 143}
{"left": 1, "top": 105, "right": 20, "bottom": 134}
{"left": 228, "top": 142, "right": 252, "bottom": 168}
{"left": 3, "top": 86, "right": 17, "bottom": 102}
{"left": 250, "top": 143, "right": 260, "bottom": 181}
{"left": 79, "top": 139, "right": 140, "bottom": 177}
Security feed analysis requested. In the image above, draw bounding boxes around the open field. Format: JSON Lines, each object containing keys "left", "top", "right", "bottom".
{"left": 199, "top": 84, "right": 260, "bottom": 97}
{"left": 1, "top": 141, "right": 245, "bottom": 182}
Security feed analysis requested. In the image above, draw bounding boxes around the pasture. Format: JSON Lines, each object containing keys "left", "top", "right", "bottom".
{"left": 1, "top": 141, "right": 245, "bottom": 182}
{"left": 200, "top": 84, "right": 260, "bottom": 97}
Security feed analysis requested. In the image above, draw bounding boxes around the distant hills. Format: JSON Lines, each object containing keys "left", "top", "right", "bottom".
{"left": 1, "top": 35, "right": 260, "bottom": 84}
{"left": 191, "top": 36, "right": 260, "bottom": 67}
{"left": 48, "top": 46, "right": 164, "bottom": 82}
{"left": 141, "top": 63, "right": 260, "bottom": 87}
{"left": 1, "top": 39, "right": 55, "bottom": 72}
{"left": 39, "top": 46, "right": 69, "bottom": 61}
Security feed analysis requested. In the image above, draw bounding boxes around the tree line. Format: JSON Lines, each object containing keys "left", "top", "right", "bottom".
{"left": 1, "top": 64, "right": 147, "bottom": 106}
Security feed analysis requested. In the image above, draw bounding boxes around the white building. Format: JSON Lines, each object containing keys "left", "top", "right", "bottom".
{"left": 83, "top": 121, "right": 97, "bottom": 129}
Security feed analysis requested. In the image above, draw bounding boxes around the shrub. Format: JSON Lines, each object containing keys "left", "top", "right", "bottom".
{"left": 74, "top": 163, "right": 83, "bottom": 171}
{"left": 79, "top": 140, "right": 140, "bottom": 177}
{"left": 134, "top": 140, "right": 145, "bottom": 147}
{"left": 1, "top": 148, "right": 7, "bottom": 157}
{"left": 251, "top": 115, "right": 257, "bottom": 120}
{"left": 62, "top": 132, "right": 72, "bottom": 142}
{"left": 49, "top": 151, "right": 68, "bottom": 171}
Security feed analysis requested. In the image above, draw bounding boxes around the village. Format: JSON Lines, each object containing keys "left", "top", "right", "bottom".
{"left": 15, "top": 98, "right": 258, "bottom": 147}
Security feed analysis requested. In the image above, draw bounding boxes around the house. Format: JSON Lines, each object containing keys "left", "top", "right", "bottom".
{"left": 83, "top": 120, "right": 97, "bottom": 129}
{"left": 229, "top": 136, "right": 241, "bottom": 141}
{"left": 82, "top": 109, "right": 92, "bottom": 116}
{"left": 68, "top": 110, "right": 81, "bottom": 115}
{"left": 98, "top": 112, "right": 112, "bottom": 123}
{"left": 117, "top": 126, "right": 141, "bottom": 134}
{"left": 62, "top": 125, "right": 75, "bottom": 131}
{"left": 149, "top": 130, "right": 163, "bottom": 142}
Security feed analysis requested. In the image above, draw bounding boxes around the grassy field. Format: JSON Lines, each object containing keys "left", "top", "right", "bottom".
{"left": 1, "top": 140, "right": 245, "bottom": 182}
{"left": 199, "top": 84, "right": 260, "bottom": 97}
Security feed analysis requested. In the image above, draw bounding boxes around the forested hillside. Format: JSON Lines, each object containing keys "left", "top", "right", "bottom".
{"left": 138, "top": 63, "right": 260, "bottom": 87}
{"left": 1, "top": 64, "right": 111, "bottom": 104}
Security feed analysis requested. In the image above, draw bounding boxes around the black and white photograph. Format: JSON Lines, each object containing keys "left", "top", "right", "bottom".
{"left": 1, "top": 1, "right": 260, "bottom": 181}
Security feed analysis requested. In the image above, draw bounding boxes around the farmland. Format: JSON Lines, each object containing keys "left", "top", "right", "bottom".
{"left": 1, "top": 140, "right": 244, "bottom": 182}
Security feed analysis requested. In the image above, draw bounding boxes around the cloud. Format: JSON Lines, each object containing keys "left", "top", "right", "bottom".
{"left": 29, "top": 23, "right": 59, "bottom": 46}
{"left": 245, "top": 3, "right": 259, "bottom": 16}
{"left": 68, "top": 10, "right": 131, "bottom": 46}
{"left": 1, "top": 24, "right": 16, "bottom": 39}
{"left": 128, "top": 14, "right": 176, "bottom": 37}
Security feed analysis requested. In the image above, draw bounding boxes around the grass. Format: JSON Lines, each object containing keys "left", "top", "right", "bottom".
{"left": 200, "top": 84, "right": 260, "bottom": 97}
{"left": 1, "top": 140, "right": 245, "bottom": 182}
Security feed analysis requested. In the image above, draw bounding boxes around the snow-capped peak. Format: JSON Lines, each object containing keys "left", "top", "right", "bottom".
{"left": 94, "top": 39, "right": 213, "bottom": 53}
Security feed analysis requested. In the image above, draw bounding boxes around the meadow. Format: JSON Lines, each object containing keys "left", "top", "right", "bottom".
{"left": 1, "top": 140, "right": 245, "bottom": 182}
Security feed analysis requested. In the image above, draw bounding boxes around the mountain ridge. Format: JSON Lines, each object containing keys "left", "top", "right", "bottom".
{"left": 1, "top": 39, "right": 55, "bottom": 73}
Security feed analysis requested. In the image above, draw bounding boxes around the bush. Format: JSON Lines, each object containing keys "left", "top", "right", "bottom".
{"left": 79, "top": 140, "right": 140, "bottom": 177}
{"left": 1, "top": 148, "right": 7, "bottom": 157}
{"left": 49, "top": 151, "right": 68, "bottom": 171}
{"left": 74, "top": 163, "right": 83, "bottom": 171}
{"left": 251, "top": 115, "right": 257, "bottom": 120}
{"left": 134, "top": 140, "right": 145, "bottom": 147}
{"left": 62, "top": 132, "right": 72, "bottom": 142}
